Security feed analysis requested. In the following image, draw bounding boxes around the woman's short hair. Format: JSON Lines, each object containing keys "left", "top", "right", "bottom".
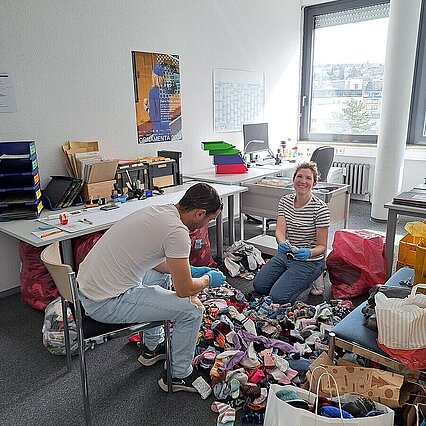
{"left": 178, "top": 183, "right": 223, "bottom": 215}
{"left": 293, "top": 161, "right": 319, "bottom": 183}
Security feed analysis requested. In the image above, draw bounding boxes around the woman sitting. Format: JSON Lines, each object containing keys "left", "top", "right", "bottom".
{"left": 252, "top": 162, "right": 330, "bottom": 304}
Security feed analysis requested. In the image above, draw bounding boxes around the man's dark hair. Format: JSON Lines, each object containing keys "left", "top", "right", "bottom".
{"left": 178, "top": 183, "right": 222, "bottom": 215}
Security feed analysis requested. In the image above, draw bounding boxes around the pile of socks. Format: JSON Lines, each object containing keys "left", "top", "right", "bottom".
{"left": 193, "top": 283, "right": 355, "bottom": 424}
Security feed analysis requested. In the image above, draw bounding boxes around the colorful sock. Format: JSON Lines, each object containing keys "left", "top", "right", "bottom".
{"left": 211, "top": 401, "right": 236, "bottom": 426}
{"left": 228, "top": 306, "right": 257, "bottom": 335}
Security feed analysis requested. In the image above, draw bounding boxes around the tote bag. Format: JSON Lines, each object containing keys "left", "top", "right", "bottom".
{"left": 375, "top": 284, "right": 426, "bottom": 370}
{"left": 264, "top": 378, "right": 394, "bottom": 426}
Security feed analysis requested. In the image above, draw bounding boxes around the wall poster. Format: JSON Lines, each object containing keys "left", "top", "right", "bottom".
{"left": 213, "top": 69, "right": 264, "bottom": 132}
{"left": 132, "top": 51, "right": 182, "bottom": 143}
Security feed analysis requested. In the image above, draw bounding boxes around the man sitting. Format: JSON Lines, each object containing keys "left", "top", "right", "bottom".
{"left": 77, "top": 183, "right": 226, "bottom": 392}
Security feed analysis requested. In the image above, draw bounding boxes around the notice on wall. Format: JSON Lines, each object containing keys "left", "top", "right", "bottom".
{"left": 132, "top": 51, "right": 182, "bottom": 144}
{"left": 0, "top": 71, "right": 17, "bottom": 113}
{"left": 213, "top": 69, "right": 264, "bottom": 132}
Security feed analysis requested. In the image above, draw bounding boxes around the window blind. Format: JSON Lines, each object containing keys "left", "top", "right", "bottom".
{"left": 315, "top": 3, "right": 390, "bottom": 28}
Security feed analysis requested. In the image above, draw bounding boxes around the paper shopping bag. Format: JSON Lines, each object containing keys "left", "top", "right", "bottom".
{"left": 307, "top": 353, "right": 406, "bottom": 408}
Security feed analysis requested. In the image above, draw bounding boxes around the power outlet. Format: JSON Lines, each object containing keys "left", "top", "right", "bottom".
{"left": 336, "top": 147, "right": 345, "bottom": 154}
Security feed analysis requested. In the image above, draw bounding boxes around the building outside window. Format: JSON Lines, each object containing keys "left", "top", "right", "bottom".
{"left": 300, "top": 0, "right": 390, "bottom": 143}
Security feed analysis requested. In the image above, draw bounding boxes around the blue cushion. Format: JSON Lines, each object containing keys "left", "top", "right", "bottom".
{"left": 331, "top": 267, "right": 414, "bottom": 354}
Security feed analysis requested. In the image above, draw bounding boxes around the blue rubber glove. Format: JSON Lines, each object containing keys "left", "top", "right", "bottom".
{"left": 294, "top": 248, "right": 311, "bottom": 261}
{"left": 190, "top": 265, "right": 212, "bottom": 278}
{"left": 278, "top": 241, "right": 291, "bottom": 254}
{"left": 206, "top": 270, "right": 226, "bottom": 288}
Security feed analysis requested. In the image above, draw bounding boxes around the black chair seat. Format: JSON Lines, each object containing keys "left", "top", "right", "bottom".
{"left": 69, "top": 302, "right": 139, "bottom": 339}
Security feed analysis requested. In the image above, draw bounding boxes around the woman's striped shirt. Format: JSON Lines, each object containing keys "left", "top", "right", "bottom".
{"left": 277, "top": 193, "right": 330, "bottom": 261}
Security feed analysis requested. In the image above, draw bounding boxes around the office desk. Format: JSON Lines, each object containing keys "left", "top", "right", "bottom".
{"left": 0, "top": 182, "right": 246, "bottom": 266}
{"left": 183, "top": 160, "right": 300, "bottom": 185}
{"left": 384, "top": 201, "right": 426, "bottom": 278}
{"left": 184, "top": 162, "right": 301, "bottom": 238}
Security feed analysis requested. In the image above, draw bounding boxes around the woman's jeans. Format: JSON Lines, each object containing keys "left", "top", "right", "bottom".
{"left": 253, "top": 252, "right": 324, "bottom": 304}
{"left": 79, "top": 270, "right": 204, "bottom": 379}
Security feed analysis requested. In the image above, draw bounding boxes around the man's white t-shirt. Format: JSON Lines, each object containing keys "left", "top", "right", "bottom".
{"left": 77, "top": 204, "right": 190, "bottom": 301}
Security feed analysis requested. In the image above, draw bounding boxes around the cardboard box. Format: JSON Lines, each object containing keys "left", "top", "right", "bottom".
{"left": 307, "top": 352, "right": 409, "bottom": 408}
{"left": 81, "top": 180, "right": 115, "bottom": 202}
{"left": 87, "top": 160, "right": 118, "bottom": 183}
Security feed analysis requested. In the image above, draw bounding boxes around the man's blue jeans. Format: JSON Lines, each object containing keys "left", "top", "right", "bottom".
{"left": 79, "top": 270, "right": 204, "bottom": 379}
{"left": 253, "top": 252, "right": 324, "bottom": 304}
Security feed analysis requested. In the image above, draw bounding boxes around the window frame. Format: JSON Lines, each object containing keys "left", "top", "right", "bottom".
{"left": 407, "top": 0, "right": 426, "bottom": 146}
{"left": 299, "top": 0, "right": 390, "bottom": 144}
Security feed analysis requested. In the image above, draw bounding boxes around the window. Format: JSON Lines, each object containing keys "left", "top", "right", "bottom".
{"left": 408, "top": 0, "right": 426, "bottom": 146}
{"left": 300, "top": 0, "right": 390, "bottom": 143}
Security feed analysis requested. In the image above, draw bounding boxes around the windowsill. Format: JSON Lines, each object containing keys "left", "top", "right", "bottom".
{"left": 297, "top": 140, "right": 376, "bottom": 148}
{"left": 298, "top": 140, "right": 426, "bottom": 150}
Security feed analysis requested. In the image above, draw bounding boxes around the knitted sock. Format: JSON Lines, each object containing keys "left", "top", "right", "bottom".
{"left": 211, "top": 401, "right": 235, "bottom": 426}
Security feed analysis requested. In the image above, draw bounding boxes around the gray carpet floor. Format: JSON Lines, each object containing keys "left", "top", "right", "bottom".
{"left": 0, "top": 201, "right": 421, "bottom": 426}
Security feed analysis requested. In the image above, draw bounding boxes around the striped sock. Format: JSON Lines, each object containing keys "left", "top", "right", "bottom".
{"left": 211, "top": 401, "right": 235, "bottom": 426}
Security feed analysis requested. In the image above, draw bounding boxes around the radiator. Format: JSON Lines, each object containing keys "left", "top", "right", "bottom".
{"left": 332, "top": 162, "right": 370, "bottom": 195}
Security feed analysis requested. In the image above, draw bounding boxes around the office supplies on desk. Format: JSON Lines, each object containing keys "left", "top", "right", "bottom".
{"left": 78, "top": 218, "right": 93, "bottom": 225}
{"left": 100, "top": 204, "right": 119, "bottom": 211}
{"left": 42, "top": 176, "right": 83, "bottom": 210}
{"left": 32, "top": 228, "right": 64, "bottom": 240}
{"left": 0, "top": 140, "right": 44, "bottom": 221}
{"left": 393, "top": 189, "right": 426, "bottom": 208}
{"left": 59, "top": 213, "right": 68, "bottom": 225}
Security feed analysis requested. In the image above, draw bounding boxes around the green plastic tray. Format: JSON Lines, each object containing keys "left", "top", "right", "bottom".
{"left": 201, "top": 141, "right": 234, "bottom": 151}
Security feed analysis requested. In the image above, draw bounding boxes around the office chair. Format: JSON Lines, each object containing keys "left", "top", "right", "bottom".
{"left": 41, "top": 242, "right": 172, "bottom": 426}
{"left": 310, "top": 146, "right": 335, "bottom": 182}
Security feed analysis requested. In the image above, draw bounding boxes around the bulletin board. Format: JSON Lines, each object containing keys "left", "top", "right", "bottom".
{"left": 213, "top": 69, "right": 264, "bottom": 132}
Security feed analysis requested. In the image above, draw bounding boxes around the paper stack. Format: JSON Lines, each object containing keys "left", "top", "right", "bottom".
{"left": 61, "top": 140, "right": 118, "bottom": 183}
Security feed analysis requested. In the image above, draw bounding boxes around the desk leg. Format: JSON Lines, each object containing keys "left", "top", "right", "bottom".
{"left": 344, "top": 191, "right": 350, "bottom": 229}
{"left": 228, "top": 194, "right": 235, "bottom": 246}
{"left": 60, "top": 239, "right": 74, "bottom": 269}
{"left": 384, "top": 209, "right": 397, "bottom": 279}
{"left": 216, "top": 210, "right": 223, "bottom": 261}
{"left": 240, "top": 211, "right": 245, "bottom": 241}
{"left": 262, "top": 218, "right": 267, "bottom": 234}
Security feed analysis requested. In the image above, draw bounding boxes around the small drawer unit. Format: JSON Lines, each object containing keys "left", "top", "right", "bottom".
{"left": 146, "top": 159, "right": 177, "bottom": 189}
{"left": 115, "top": 162, "right": 148, "bottom": 193}
{"left": 0, "top": 141, "right": 43, "bottom": 221}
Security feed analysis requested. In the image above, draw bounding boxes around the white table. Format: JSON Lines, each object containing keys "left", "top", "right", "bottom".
{"left": 183, "top": 160, "right": 299, "bottom": 185}
{"left": 184, "top": 162, "right": 302, "bottom": 236}
{"left": 0, "top": 182, "right": 247, "bottom": 265}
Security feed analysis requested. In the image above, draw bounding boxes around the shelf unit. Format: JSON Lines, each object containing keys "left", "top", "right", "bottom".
{"left": 0, "top": 141, "right": 43, "bottom": 221}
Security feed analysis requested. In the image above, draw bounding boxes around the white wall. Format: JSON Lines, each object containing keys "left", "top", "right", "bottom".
{"left": 0, "top": 0, "right": 301, "bottom": 292}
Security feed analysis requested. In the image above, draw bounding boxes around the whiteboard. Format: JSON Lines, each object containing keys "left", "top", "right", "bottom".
{"left": 213, "top": 69, "right": 264, "bottom": 132}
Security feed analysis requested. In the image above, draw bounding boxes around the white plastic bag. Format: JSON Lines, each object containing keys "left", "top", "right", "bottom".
{"left": 264, "top": 371, "right": 394, "bottom": 426}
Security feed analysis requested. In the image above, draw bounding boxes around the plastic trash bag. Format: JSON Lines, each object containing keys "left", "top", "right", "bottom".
{"left": 189, "top": 225, "right": 217, "bottom": 267}
{"left": 405, "top": 221, "right": 426, "bottom": 247}
{"left": 19, "top": 241, "right": 58, "bottom": 310}
{"left": 42, "top": 297, "right": 78, "bottom": 356}
{"left": 73, "top": 231, "right": 106, "bottom": 273}
{"left": 327, "top": 229, "right": 387, "bottom": 298}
